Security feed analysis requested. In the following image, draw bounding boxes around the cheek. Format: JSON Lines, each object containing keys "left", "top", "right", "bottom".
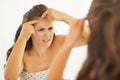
{"left": 50, "top": 32, "right": 54, "bottom": 37}
{"left": 33, "top": 32, "right": 43, "bottom": 39}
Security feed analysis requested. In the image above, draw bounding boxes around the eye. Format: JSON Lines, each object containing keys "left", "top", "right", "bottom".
{"left": 48, "top": 27, "right": 53, "bottom": 30}
{"left": 38, "top": 28, "right": 44, "bottom": 31}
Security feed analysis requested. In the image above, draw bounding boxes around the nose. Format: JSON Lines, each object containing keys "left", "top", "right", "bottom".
{"left": 44, "top": 30, "right": 50, "bottom": 37}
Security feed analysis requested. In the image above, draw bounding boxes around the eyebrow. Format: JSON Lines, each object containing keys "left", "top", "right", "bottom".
{"left": 35, "top": 26, "right": 53, "bottom": 29}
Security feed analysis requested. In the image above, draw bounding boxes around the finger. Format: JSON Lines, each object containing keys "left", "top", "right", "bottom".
{"left": 27, "top": 20, "right": 39, "bottom": 25}
{"left": 46, "top": 13, "right": 54, "bottom": 21}
{"left": 40, "top": 9, "right": 50, "bottom": 19}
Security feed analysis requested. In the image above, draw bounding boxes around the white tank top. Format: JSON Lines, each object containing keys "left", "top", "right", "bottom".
{"left": 19, "top": 70, "right": 48, "bottom": 80}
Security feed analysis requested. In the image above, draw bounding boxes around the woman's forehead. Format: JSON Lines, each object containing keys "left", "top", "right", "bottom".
{"left": 34, "top": 19, "right": 54, "bottom": 28}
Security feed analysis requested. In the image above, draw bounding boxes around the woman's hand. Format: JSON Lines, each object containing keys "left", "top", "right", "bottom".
{"left": 41, "top": 8, "right": 76, "bottom": 25}
{"left": 41, "top": 8, "right": 66, "bottom": 21}
{"left": 19, "top": 20, "right": 39, "bottom": 41}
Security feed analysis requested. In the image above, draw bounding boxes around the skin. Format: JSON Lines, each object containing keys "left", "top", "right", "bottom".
{"left": 4, "top": 8, "right": 90, "bottom": 80}
{"left": 45, "top": 19, "right": 86, "bottom": 80}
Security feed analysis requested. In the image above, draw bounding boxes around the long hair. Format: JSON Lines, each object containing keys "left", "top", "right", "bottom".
{"left": 6, "top": 4, "right": 48, "bottom": 61}
{"left": 77, "top": 0, "right": 120, "bottom": 80}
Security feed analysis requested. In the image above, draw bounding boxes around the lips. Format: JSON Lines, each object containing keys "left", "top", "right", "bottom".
{"left": 42, "top": 39, "right": 50, "bottom": 43}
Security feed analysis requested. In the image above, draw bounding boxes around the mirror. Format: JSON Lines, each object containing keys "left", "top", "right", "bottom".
{"left": 0, "top": 0, "right": 92, "bottom": 79}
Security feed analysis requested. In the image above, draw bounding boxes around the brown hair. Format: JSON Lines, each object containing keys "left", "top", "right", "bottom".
{"left": 6, "top": 4, "right": 48, "bottom": 61}
{"left": 77, "top": 0, "right": 120, "bottom": 80}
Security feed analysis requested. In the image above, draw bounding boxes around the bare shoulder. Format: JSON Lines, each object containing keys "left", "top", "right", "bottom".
{"left": 51, "top": 35, "right": 66, "bottom": 52}
{"left": 53, "top": 35, "right": 66, "bottom": 45}
{"left": 54, "top": 35, "right": 66, "bottom": 40}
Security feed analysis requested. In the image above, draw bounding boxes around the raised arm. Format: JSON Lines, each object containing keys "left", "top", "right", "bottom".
{"left": 41, "top": 8, "right": 76, "bottom": 26}
{"left": 46, "top": 19, "right": 85, "bottom": 80}
{"left": 41, "top": 8, "right": 90, "bottom": 47}
{"left": 4, "top": 20, "right": 38, "bottom": 80}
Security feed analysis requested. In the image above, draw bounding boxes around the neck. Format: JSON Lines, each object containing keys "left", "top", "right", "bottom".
{"left": 30, "top": 45, "right": 48, "bottom": 57}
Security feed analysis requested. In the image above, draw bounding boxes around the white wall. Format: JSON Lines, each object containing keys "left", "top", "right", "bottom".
{"left": 0, "top": 0, "right": 92, "bottom": 80}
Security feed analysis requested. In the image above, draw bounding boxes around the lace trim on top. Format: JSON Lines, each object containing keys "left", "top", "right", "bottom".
{"left": 19, "top": 70, "right": 48, "bottom": 80}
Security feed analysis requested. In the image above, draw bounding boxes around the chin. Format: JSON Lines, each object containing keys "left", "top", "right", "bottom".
{"left": 42, "top": 41, "right": 52, "bottom": 48}
{"left": 43, "top": 44, "right": 51, "bottom": 48}
{"left": 43, "top": 45, "right": 50, "bottom": 48}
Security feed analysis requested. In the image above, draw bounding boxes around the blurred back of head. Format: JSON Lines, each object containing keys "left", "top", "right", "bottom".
{"left": 77, "top": 0, "right": 120, "bottom": 80}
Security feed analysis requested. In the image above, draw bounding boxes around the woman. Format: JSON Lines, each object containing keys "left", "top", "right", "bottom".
{"left": 46, "top": 0, "right": 120, "bottom": 80}
{"left": 4, "top": 4, "right": 89, "bottom": 80}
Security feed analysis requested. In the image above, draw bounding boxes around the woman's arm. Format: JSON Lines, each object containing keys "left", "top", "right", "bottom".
{"left": 46, "top": 19, "right": 85, "bottom": 80}
{"left": 41, "top": 8, "right": 76, "bottom": 26}
{"left": 4, "top": 37, "right": 26, "bottom": 80}
{"left": 4, "top": 20, "right": 38, "bottom": 80}
{"left": 74, "top": 22, "right": 90, "bottom": 47}
{"left": 41, "top": 8, "right": 90, "bottom": 47}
